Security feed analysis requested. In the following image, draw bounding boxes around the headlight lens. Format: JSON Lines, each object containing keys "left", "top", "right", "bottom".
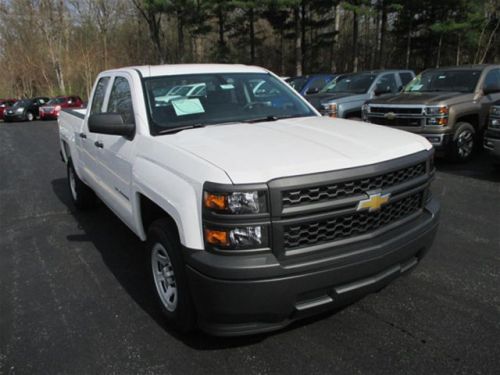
{"left": 490, "top": 106, "right": 499, "bottom": 116}
{"left": 362, "top": 103, "right": 370, "bottom": 113}
{"left": 16, "top": 107, "right": 24, "bottom": 113}
{"left": 490, "top": 118, "right": 500, "bottom": 128}
{"left": 204, "top": 225, "right": 268, "bottom": 250}
{"left": 321, "top": 102, "right": 337, "bottom": 117}
{"left": 425, "top": 105, "right": 448, "bottom": 116}
{"left": 204, "top": 191, "right": 266, "bottom": 214}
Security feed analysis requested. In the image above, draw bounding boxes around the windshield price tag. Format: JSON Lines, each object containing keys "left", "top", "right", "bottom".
{"left": 172, "top": 98, "right": 205, "bottom": 116}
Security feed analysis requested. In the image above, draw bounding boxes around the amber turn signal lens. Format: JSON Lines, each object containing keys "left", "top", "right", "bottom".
{"left": 438, "top": 106, "right": 449, "bottom": 115}
{"left": 204, "top": 192, "right": 227, "bottom": 211}
{"left": 436, "top": 117, "right": 448, "bottom": 125}
{"left": 204, "top": 229, "right": 229, "bottom": 246}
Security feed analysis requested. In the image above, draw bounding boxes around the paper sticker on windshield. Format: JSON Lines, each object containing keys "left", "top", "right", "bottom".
{"left": 220, "top": 84, "right": 234, "bottom": 90}
{"left": 438, "top": 75, "right": 446, "bottom": 79}
{"left": 172, "top": 98, "right": 205, "bottom": 116}
{"left": 410, "top": 84, "right": 423, "bottom": 91}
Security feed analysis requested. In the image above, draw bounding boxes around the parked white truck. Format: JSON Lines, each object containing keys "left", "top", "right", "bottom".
{"left": 58, "top": 64, "right": 440, "bottom": 336}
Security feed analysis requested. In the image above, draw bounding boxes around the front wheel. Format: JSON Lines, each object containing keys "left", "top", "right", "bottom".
{"left": 447, "top": 122, "right": 475, "bottom": 162}
{"left": 67, "top": 161, "right": 96, "bottom": 209}
{"left": 26, "top": 111, "right": 34, "bottom": 121}
{"left": 148, "top": 219, "right": 196, "bottom": 333}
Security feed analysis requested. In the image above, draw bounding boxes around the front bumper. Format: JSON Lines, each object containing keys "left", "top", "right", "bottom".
{"left": 3, "top": 113, "right": 26, "bottom": 121}
{"left": 484, "top": 129, "right": 500, "bottom": 161}
{"left": 40, "top": 112, "right": 58, "bottom": 120}
{"left": 184, "top": 198, "right": 440, "bottom": 336}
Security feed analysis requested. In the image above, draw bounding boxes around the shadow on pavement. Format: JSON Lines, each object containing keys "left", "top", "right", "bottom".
{"left": 435, "top": 150, "right": 500, "bottom": 183}
{"left": 51, "top": 177, "right": 347, "bottom": 349}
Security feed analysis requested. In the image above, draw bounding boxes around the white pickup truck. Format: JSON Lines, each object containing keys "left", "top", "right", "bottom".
{"left": 58, "top": 64, "right": 440, "bottom": 336}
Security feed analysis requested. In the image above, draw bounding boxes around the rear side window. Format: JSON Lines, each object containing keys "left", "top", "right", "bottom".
{"left": 399, "top": 72, "right": 414, "bottom": 86}
{"left": 107, "top": 77, "right": 135, "bottom": 124}
{"left": 90, "top": 77, "right": 110, "bottom": 114}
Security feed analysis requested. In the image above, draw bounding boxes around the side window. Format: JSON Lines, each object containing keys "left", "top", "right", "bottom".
{"left": 90, "top": 77, "right": 110, "bottom": 114}
{"left": 399, "top": 72, "right": 414, "bottom": 86}
{"left": 484, "top": 69, "right": 500, "bottom": 88}
{"left": 107, "top": 77, "right": 135, "bottom": 124}
{"left": 376, "top": 74, "right": 398, "bottom": 93}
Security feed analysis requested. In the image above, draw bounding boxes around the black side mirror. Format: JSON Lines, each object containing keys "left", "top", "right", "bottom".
{"left": 88, "top": 113, "right": 135, "bottom": 138}
{"left": 306, "top": 87, "right": 320, "bottom": 95}
{"left": 483, "top": 83, "right": 500, "bottom": 95}
{"left": 374, "top": 86, "right": 391, "bottom": 96}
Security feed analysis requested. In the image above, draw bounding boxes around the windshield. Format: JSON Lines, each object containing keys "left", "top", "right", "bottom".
{"left": 144, "top": 73, "right": 315, "bottom": 133}
{"left": 405, "top": 70, "right": 481, "bottom": 93}
{"left": 320, "top": 73, "right": 377, "bottom": 94}
{"left": 286, "top": 77, "right": 308, "bottom": 92}
{"left": 12, "top": 100, "right": 30, "bottom": 108}
{"left": 47, "top": 97, "right": 67, "bottom": 105}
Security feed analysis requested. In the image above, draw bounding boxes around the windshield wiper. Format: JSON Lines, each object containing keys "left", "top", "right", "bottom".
{"left": 243, "top": 114, "right": 308, "bottom": 124}
{"left": 156, "top": 123, "right": 206, "bottom": 135}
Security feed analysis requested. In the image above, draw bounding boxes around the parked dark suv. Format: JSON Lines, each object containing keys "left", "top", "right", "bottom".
{"left": 3, "top": 97, "right": 50, "bottom": 122}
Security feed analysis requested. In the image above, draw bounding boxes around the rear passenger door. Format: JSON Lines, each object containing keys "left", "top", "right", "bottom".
{"left": 93, "top": 74, "right": 136, "bottom": 228}
{"left": 80, "top": 76, "right": 111, "bottom": 189}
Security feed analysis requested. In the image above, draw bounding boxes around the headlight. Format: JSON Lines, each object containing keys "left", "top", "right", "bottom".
{"left": 55, "top": 105, "right": 62, "bottom": 112}
{"left": 425, "top": 105, "right": 448, "bottom": 116}
{"left": 16, "top": 107, "right": 24, "bottom": 113}
{"left": 322, "top": 102, "right": 337, "bottom": 118}
{"left": 490, "top": 106, "right": 500, "bottom": 116}
{"left": 203, "top": 190, "right": 267, "bottom": 214}
{"left": 490, "top": 118, "right": 500, "bottom": 128}
{"left": 361, "top": 103, "right": 370, "bottom": 114}
{"left": 204, "top": 225, "right": 268, "bottom": 250}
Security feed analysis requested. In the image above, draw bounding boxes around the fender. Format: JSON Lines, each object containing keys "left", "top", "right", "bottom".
{"left": 132, "top": 157, "right": 208, "bottom": 249}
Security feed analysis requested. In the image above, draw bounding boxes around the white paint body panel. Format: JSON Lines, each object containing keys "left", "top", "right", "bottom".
{"left": 58, "top": 64, "right": 432, "bottom": 250}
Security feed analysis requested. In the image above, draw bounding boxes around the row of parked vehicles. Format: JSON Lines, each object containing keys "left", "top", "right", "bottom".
{"left": 287, "top": 64, "right": 500, "bottom": 163}
{"left": 0, "top": 96, "right": 84, "bottom": 122}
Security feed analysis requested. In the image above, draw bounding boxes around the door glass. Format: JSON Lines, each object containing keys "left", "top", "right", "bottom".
{"left": 90, "top": 77, "right": 111, "bottom": 114}
{"left": 107, "top": 77, "right": 135, "bottom": 124}
{"left": 376, "top": 74, "right": 398, "bottom": 93}
{"left": 484, "top": 69, "right": 500, "bottom": 88}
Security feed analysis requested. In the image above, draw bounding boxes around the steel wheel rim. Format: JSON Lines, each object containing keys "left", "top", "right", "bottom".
{"left": 457, "top": 130, "right": 473, "bottom": 158}
{"left": 69, "top": 167, "right": 77, "bottom": 201}
{"left": 151, "top": 243, "right": 177, "bottom": 312}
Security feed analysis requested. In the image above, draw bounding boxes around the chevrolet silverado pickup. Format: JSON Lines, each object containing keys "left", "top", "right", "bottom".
{"left": 58, "top": 64, "right": 439, "bottom": 336}
{"left": 306, "top": 70, "right": 415, "bottom": 119}
{"left": 363, "top": 65, "right": 500, "bottom": 161}
{"left": 484, "top": 101, "right": 500, "bottom": 164}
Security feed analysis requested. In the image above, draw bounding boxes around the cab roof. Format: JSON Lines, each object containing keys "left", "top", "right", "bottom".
{"left": 104, "top": 64, "right": 269, "bottom": 78}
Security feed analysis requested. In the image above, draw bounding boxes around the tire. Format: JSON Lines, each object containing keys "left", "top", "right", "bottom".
{"left": 26, "top": 111, "right": 34, "bottom": 122}
{"left": 67, "top": 160, "right": 96, "bottom": 209}
{"left": 447, "top": 122, "right": 476, "bottom": 162}
{"left": 147, "top": 218, "right": 196, "bottom": 333}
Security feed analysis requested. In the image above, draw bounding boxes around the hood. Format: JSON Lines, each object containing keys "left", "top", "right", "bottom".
{"left": 157, "top": 116, "right": 431, "bottom": 184}
{"left": 369, "top": 91, "right": 468, "bottom": 105}
{"left": 306, "top": 92, "right": 359, "bottom": 109}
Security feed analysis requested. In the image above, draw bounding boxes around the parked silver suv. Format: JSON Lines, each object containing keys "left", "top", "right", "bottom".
{"left": 305, "top": 70, "right": 415, "bottom": 119}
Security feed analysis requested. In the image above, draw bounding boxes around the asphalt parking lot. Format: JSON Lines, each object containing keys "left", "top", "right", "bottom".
{"left": 1, "top": 121, "right": 499, "bottom": 374}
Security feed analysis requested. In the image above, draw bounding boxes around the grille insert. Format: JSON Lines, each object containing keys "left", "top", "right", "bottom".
{"left": 283, "top": 192, "right": 423, "bottom": 250}
{"left": 282, "top": 162, "right": 425, "bottom": 208}
{"left": 370, "top": 107, "right": 422, "bottom": 115}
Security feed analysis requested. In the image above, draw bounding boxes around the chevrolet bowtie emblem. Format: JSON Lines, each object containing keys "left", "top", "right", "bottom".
{"left": 357, "top": 192, "right": 390, "bottom": 212}
{"left": 384, "top": 112, "right": 396, "bottom": 120}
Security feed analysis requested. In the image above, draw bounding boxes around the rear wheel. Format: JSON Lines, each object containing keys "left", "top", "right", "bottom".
{"left": 447, "top": 122, "right": 475, "bottom": 162}
{"left": 148, "top": 219, "right": 196, "bottom": 333}
{"left": 67, "top": 160, "right": 95, "bottom": 209}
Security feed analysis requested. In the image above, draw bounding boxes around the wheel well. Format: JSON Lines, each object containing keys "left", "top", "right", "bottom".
{"left": 345, "top": 110, "right": 362, "bottom": 119}
{"left": 456, "top": 114, "right": 479, "bottom": 130}
{"left": 139, "top": 194, "right": 179, "bottom": 238}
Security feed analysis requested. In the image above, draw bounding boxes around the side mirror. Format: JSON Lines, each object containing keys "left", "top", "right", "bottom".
{"left": 88, "top": 113, "right": 135, "bottom": 138}
{"left": 306, "top": 87, "right": 320, "bottom": 95}
{"left": 483, "top": 83, "right": 500, "bottom": 95}
{"left": 374, "top": 86, "right": 391, "bottom": 96}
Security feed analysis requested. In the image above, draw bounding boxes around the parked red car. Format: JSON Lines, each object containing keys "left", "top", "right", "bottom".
{"left": 39, "top": 96, "right": 84, "bottom": 120}
{"left": 0, "top": 99, "right": 17, "bottom": 120}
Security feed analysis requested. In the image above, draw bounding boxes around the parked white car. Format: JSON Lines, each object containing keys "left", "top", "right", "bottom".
{"left": 58, "top": 64, "right": 440, "bottom": 336}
